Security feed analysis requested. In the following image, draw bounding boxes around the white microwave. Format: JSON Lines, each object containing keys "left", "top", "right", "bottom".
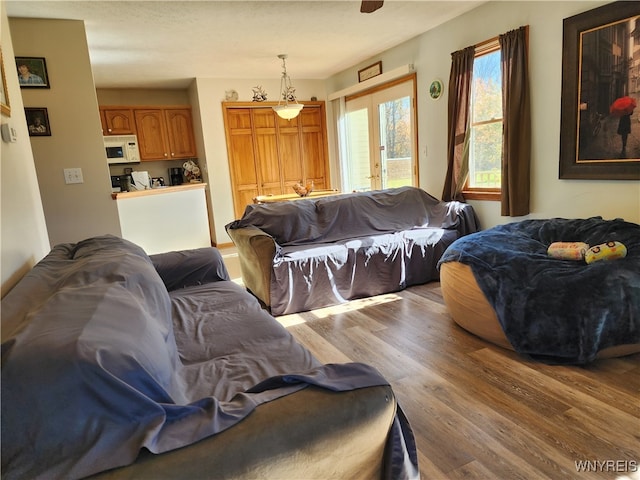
{"left": 104, "top": 135, "right": 141, "bottom": 164}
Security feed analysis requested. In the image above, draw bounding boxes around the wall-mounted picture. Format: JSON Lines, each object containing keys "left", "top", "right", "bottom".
{"left": 358, "top": 61, "right": 382, "bottom": 83}
{"left": 25, "top": 107, "right": 51, "bottom": 136}
{"left": 1, "top": 48, "right": 10, "bottom": 116}
{"left": 15, "top": 56, "right": 50, "bottom": 88}
{"left": 559, "top": 1, "right": 640, "bottom": 180}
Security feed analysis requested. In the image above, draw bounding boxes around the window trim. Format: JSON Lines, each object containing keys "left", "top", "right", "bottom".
{"left": 462, "top": 38, "right": 502, "bottom": 201}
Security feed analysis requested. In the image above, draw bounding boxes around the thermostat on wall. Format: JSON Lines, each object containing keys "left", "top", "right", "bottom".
{"left": 1, "top": 123, "right": 17, "bottom": 143}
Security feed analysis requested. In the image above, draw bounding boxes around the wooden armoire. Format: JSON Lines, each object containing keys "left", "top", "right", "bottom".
{"left": 222, "top": 101, "right": 330, "bottom": 219}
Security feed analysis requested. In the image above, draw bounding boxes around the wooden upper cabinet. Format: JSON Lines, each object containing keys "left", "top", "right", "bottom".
{"left": 134, "top": 109, "right": 170, "bottom": 160}
{"left": 100, "top": 108, "right": 135, "bottom": 135}
{"left": 165, "top": 108, "right": 197, "bottom": 159}
{"left": 133, "top": 107, "right": 197, "bottom": 161}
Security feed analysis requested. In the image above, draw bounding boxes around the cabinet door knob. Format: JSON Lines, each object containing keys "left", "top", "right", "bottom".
{"left": 171, "top": 152, "right": 175, "bottom": 157}
{"left": 164, "top": 153, "right": 168, "bottom": 157}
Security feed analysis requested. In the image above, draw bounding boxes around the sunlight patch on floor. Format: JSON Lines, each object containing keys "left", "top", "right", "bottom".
{"left": 277, "top": 314, "right": 307, "bottom": 328}
{"left": 276, "top": 293, "right": 402, "bottom": 327}
{"left": 304, "top": 293, "right": 402, "bottom": 319}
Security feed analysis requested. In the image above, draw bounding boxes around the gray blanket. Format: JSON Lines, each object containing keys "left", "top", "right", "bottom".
{"left": 228, "top": 186, "right": 479, "bottom": 246}
{"left": 438, "top": 217, "right": 640, "bottom": 364}
{"left": 1, "top": 236, "right": 418, "bottom": 479}
{"left": 228, "top": 187, "right": 479, "bottom": 315}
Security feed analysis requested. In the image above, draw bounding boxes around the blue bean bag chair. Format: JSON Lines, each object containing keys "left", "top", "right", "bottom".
{"left": 438, "top": 217, "right": 640, "bottom": 364}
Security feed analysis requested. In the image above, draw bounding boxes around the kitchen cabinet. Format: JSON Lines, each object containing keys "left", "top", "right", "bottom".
{"left": 165, "top": 108, "right": 198, "bottom": 158}
{"left": 100, "top": 107, "right": 135, "bottom": 135}
{"left": 223, "top": 101, "right": 329, "bottom": 218}
{"left": 134, "top": 107, "right": 197, "bottom": 161}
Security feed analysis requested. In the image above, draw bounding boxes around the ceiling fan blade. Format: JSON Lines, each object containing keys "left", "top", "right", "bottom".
{"left": 360, "top": 0, "right": 384, "bottom": 13}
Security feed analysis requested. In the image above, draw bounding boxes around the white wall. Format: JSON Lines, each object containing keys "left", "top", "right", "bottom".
{"left": 190, "top": 78, "right": 326, "bottom": 244}
{"left": 0, "top": 8, "right": 50, "bottom": 296}
{"left": 9, "top": 17, "right": 121, "bottom": 247}
{"left": 326, "top": 1, "right": 640, "bottom": 228}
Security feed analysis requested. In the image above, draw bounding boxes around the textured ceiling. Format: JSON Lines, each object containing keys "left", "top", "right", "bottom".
{"left": 5, "top": 0, "right": 484, "bottom": 89}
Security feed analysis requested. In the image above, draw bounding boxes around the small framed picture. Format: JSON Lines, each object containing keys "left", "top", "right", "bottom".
{"left": 429, "top": 79, "right": 443, "bottom": 100}
{"left": 15, "top": 56, "right": 50, "bottom": 88}
{"left": 25, "top": 107, "right": 51, "bottom": 136}
{"left": 1, "top": 48, "right": 10, "bottom": 116}
{"left": 358, "top": 61, "right": 382, "bottom": 83}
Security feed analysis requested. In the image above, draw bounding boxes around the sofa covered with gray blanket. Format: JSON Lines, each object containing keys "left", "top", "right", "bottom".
{"left": 226, "top": 187, "right": 479, "bottom": 315}
{"left": 1, "top": 235, "right": 418, "bottom": 479}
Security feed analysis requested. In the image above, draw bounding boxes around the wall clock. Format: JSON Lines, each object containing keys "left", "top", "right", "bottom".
{"left": 429, "top": 79, "right": 443, "bottom": 100}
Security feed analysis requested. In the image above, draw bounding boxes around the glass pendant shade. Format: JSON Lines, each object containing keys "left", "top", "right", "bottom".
{"left": 273, "top": 54, "right": 304, "bottom": 120}
{"left": 273, "top": 103, "right": 304, "bottom": 120}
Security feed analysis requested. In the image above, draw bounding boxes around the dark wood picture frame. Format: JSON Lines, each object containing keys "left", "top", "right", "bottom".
{"left": 15, "top": 56, "right": 50, "bottom": 88}
{"left": 358, "top": 61, "right": 382, "bottom": 83}
{"left": 1, "top": 48, "right": 10, "bottom": 116}
{"left": 559, "top": 1, "right": 640, "bottom": 180}
{"left": 25, "top": 107, "right": 51, "bottom": 136}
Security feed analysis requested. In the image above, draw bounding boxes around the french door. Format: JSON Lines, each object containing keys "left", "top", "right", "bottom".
{"left": 342, "top": 79, "right": 417, "bottom": 192}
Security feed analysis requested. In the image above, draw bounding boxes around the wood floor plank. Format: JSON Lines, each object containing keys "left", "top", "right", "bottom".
{"left": 274, "top": 282, "right": 640, "bottom": 479}
{"left": 286, "top": 322, "right": 353, "bottom": 364}
{"left": 469, "top": 348, "right": 640, "bottom": 440}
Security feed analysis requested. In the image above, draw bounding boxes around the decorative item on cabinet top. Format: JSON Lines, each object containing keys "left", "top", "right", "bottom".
{"left": 225, "top": 89, "right": 239, "bottom": 101}
{"left": 252, "top": 86, "right": 267, "bottom": 102}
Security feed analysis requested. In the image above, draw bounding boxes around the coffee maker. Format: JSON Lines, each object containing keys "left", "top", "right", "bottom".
{"left": 169, "top": 167, "right": 183, "bottom": 186}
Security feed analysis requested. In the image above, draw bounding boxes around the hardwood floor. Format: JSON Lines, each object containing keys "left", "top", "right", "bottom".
{"left": 275, "top": 283, "right": 640, "bottom": 480}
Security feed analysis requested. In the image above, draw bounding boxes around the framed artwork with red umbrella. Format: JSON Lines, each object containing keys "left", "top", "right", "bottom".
{"left": 559, "top": 1, "right": 640, "bottom": 179}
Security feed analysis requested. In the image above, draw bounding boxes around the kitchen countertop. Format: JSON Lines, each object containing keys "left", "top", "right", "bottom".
{"left": 112, "top": 182, "right": 206, "bottom": 200}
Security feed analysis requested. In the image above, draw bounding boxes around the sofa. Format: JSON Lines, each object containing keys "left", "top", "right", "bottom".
{"left": 226, "top": 186, "right": 479, "bottom": 315}
{"left": 1, "top": 235, "right": 419, "bottom": 479}
{"left": 438, "top": 217, "right": 640, "bottom": 364}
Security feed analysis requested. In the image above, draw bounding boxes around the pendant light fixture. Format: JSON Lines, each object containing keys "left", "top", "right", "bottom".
{"left": 273, "top": 54, "right": 304, "bottom": 120}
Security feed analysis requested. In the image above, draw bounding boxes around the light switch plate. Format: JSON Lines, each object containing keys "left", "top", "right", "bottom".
{"left": 64, "top": 168, "right": 84, "bottom": 184}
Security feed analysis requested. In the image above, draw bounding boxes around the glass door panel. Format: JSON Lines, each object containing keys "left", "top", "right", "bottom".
{"left": 378, "top": 95, "right": 413, "bottom": 189}
{"left": 343, "top": 79, "right": 415, "bottom": 193}
{"left": 344, "top": 106, "right": 374, "bottom": 191}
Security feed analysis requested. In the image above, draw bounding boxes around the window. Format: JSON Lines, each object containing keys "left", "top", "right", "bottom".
{"left": 445, "top": 26, "right": 529, "bottom": 214}
{"left": 464, "top": 42, "right": 503, "bottom": 200}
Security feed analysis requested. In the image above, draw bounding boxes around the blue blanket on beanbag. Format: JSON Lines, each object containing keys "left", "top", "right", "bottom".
{"left": 438, "top": 217, "right": 640, "bottom": 364}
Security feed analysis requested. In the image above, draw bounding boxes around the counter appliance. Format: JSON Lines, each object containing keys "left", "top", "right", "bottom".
{"left": 104, "top": 135, "right": 141, "bottom": 164}
{"left": 169, "top": 167, "right": 183, "bottom": 186}
{"left": 111, "top": 175, "right": 132, "bottom": 192}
